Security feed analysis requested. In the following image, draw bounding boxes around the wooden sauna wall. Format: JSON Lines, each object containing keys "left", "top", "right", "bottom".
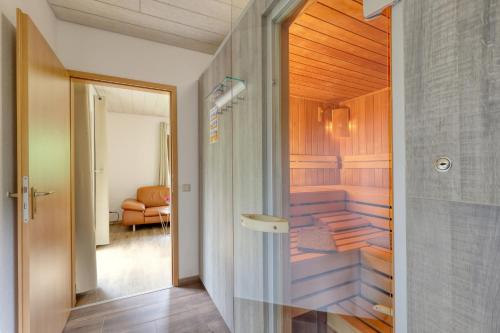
{"left": 339, "top": 88, "right": 391, "bottom": 188}
{"left": 289, "top": 96, "right": 340, "bottom": 186}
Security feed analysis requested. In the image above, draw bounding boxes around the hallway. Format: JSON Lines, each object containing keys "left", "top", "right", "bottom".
{"left": 64, "top": 284, "right": 229, "bottom": 332}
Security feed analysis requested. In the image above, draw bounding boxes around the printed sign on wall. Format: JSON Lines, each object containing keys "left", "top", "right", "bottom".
{"left": 209, "top": 106, "right": 219, "bottom": 144}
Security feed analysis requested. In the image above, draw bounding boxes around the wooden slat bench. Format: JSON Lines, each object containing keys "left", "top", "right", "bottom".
{"left": 326, "top": 245, "right": 393, "bottom": 333}
{"left": 288, "top": 185, "right": 393, "bottom": 331}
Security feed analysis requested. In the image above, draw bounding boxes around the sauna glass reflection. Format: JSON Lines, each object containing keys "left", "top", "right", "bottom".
{"left": 286, "top": 1, "right": 393, "bottom": 332}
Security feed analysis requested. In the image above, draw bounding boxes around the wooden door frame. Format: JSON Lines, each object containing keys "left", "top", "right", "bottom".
{"left": 68, "top": 70, "right": 180, "bottom": 306}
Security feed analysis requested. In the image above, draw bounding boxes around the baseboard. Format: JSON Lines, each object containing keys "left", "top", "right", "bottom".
{"left": 178, "top": 275, "right": 201, "bottom": 287}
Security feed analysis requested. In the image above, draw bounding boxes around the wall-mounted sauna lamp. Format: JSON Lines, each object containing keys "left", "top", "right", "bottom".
{"left": 332, "top": 107, "right": 351, "bottom": 137}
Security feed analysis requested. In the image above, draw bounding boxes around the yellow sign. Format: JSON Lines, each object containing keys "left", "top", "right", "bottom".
{"left": 209, "top": 106, "right": 219, "bottom": 144}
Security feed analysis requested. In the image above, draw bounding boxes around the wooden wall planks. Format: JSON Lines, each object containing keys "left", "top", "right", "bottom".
{"left": 289, "top": 96, "right": 340, "bottom": 186}
{"left": 289, "top": 88, "right": 391, "bottom": 188}
{"left": 339, "top": 89, "right": 391, "bottom": 188}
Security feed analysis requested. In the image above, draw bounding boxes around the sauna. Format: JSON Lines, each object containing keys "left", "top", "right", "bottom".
{"left": 285, "top": 1, "right": 393, "bottom": 332}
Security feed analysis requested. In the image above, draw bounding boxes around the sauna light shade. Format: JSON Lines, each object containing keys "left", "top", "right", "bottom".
{"left": 332, "top": 107, "right": 350, "bottom": 137}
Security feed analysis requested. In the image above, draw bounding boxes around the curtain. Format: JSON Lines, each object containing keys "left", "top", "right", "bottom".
{"left": 74, "top": 82, "right": 97, "bottom": 293}
{"left": 159, "top": 122, "right": 171, "bottom": 186}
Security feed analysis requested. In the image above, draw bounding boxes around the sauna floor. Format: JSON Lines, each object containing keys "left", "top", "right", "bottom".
{"left": 64, "top": 283, "right": 230, "bottom": 332}
{"left": 76, "top": 224, "right": 172, "bottom": 306}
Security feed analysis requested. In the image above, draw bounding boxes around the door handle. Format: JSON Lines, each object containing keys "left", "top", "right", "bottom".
{"left": 31, "top": 188, "right": 55, "bottom": 218}
{"left": 34, "top": 190, "right": 55, "bottom": 197}
{"left": 240, "top": 214, "right": 289, "bottom": 233}
{"left": 6, "top": 192, "right": 18, "bottom": 198}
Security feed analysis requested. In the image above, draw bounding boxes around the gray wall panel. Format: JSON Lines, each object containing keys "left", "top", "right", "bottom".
{"left": 199, "top": 1, "right": 271, "bottom": 331}
{"left": 199, "top": 44, "right": 235, "bottom": 331}
{"left": 405, "top": 0, "right": 500, "bottom": 205}
{"left": 405, "top": 0, "right": 500, "bottom": 332}
{"left": 407, "top": 198, "right": 500, "bottom": 333}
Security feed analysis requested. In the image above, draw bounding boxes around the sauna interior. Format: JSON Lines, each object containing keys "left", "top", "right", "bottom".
{"left": 286, "top": 1, "right": 393, "bottom": 332}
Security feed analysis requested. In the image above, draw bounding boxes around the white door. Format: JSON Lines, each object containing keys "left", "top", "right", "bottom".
{"left": 94, "top": 96, "right": 109, "bottom": 245}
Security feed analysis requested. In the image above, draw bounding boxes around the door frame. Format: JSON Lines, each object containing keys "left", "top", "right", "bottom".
{"left": 68, "top": 70, "right": 180, "bottom": 306}
{"left": 263, "top": 0, "right": 305, "bottom": 331}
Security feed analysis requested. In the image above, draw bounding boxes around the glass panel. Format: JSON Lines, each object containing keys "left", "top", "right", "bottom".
{"left": 283, "top": 1, "right": 394, "bottom": 332}
{"left": 230, "top": 1, "right": 393, "bottom": 332}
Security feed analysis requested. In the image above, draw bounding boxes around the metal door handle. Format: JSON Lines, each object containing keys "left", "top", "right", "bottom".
{"left": 31, "top": 188, "right": 55, "bottom": 218}
{"left": 7, "top": 192, "right": 18, "bottom": 198}
{"left": 241, "top": 214, "right": 289, "bottom": 233}
{"left": 34, "top": 190, "right": 55, "bottom": 197}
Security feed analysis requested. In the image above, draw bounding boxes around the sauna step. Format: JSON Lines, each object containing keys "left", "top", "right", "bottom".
{"left": 333, "top": 227, "right": 389, "bottom": 253}
{"left": 360, "top": 246, "right": 392, "bottom": 276}
{"left": 327, "top": 305, "right": 378, "bottom": 333}
{"left": 316, "top": 213, "right": 371, "bottom": 232}
{"left": 327, "top": 298, "right": 392, "bottom": 333}
{"left": 312, "top": 210, "right": 355, "bottom": 222}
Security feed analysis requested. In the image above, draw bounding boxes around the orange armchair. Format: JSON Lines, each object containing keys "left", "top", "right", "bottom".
{"left": 121, "top": 186, "right": 170, "bottom": 230}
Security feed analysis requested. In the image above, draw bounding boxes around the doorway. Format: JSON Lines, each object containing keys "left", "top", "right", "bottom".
{"left": 69, "top": 72, "right": 179, "bottom": 307}
{"left": 282, "top": 1, "right": 393, "bottom": 331}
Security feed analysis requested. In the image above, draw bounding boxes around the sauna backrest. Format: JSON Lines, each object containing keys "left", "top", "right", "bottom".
{"left": 342, "top": 153, "right": 391, "bottom": 169}
{"left": 290, "top": 154, "right": 339, "bottom": 169}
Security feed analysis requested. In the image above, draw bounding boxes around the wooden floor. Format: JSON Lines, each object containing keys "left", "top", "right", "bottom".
{"left": 65, "top": 283, "right": 230, "bottom": 333}
{"left": 77, "top": 223, "right": 172, "bottom": 306}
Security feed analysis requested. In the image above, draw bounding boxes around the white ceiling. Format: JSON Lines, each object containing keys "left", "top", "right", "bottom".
{"left": 47, "top": 0, "right": 250, "bottom": 54}
{"left": 94, "top": 84, "right": 170, "bottom": 118}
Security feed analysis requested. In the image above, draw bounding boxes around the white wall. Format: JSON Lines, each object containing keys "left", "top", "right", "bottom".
{"left": 56, "top": 21, "right": 212, "bottom": 278}
{"left": 0, "top": 1, "right": 57, "bottom": 331}
{"left": 107, "top": 112, "right": 168, "bottom": 218}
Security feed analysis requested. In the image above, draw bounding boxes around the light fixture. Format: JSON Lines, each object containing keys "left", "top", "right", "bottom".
{"left": 318, "top": 106, "right": 325, "bottom": 122}
{"left": 331, "top": 107, "right": 350, "bottom": 137}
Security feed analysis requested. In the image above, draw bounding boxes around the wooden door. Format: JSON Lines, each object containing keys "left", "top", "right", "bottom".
{"left": 17, "top": 9, "right": 72, "bottom": 333}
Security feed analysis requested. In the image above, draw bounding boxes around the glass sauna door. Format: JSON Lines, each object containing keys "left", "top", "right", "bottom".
{"left": 233, "top": 0, "right": 394, "bottom": 332}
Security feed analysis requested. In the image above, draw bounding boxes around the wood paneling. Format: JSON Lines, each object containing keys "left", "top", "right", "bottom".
{"left": 290, "top": 155, "right": 339, "bottom": 169}
{"left": 289, "top": 96, "right": 340, "bottom": 186}
{"left": 48, "top": 0, "right": 250, "bottom": 53}
{"left": 339, "top": 89, "right": 391, "bottom": 188}
{"left": 288, "top": 0, "right": 390, "bottom": 102}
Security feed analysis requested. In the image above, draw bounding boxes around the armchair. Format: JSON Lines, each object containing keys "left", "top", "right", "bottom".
{"left": 121, "top": 186, "right": 170, "bottom": 231}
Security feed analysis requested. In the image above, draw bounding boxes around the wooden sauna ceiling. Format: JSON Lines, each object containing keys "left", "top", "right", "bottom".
{"left": 289, "top": 0, "right": 390, "bottom": 103}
